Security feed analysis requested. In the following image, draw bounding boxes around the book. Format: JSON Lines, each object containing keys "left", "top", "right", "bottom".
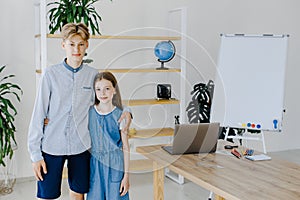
{"left": 245, "top": 154, "right": 271, "bottom": 161}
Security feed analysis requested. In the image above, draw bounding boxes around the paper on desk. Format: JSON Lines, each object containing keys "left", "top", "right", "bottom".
{"left": 245, "top": 154, "right": 271, "bottom": 161}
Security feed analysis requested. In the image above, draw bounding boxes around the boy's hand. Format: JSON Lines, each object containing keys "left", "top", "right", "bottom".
{"left": 32, "top": 160, "right": 47, "bottom": 181}
{"left": 44, "top": 118, "right": 49, "bottom": 126}
{"left": 118, "top": 111, "right": 132, "bottom": 134}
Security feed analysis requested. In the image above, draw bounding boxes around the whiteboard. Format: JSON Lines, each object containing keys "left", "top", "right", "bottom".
{"left": 211, "top": 34, "right": 289, "bottom": 131}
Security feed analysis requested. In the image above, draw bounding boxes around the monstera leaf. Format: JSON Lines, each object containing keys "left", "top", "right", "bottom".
{"left": 186, "top": 79, "right": 260, "bottom": 143}
{"left": 186, "top": 80, "right": 214, "bottom": 123}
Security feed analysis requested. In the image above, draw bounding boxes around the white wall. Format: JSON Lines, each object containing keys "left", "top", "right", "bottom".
{"left": 0, "top": 0, "right": 37, "bottom": 178}
{"left": 0, "top": 0, "right": 299, "bottom": 178}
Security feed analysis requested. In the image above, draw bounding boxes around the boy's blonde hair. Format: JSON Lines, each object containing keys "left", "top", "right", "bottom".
{"left": 61, "top": 23, "right": 90, "bottom": 41}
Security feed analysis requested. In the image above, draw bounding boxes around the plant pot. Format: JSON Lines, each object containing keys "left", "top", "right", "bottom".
{"left": 0, "top": 173, "right": 16, "bottom": 195}
{"left": 0, "top": 145, "right": 17, "bottom": 195}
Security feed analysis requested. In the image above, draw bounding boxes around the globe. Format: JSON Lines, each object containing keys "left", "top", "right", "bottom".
{"left": 154, "top": 40, "right": 176, "bottom": 69}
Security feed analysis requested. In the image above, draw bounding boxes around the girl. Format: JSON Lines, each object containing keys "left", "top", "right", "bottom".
{"left": 87, "top": 72, "right": 130, "bottom": 200}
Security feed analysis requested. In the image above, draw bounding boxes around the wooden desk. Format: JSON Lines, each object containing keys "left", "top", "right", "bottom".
{"left": 136, "top": 140, "right": 300, "bottom": 200}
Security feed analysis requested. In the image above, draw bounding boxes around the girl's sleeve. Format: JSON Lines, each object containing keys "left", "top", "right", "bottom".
{"left": 122, "top": 106, "right": 133, "bottom": 119}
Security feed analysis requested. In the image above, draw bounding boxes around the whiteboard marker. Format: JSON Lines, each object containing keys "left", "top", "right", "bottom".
{"left": 273, "top": 119, "right": 278, "bottom": 129}
{"left": 263, "top": 34, "right": 274, "bottom": 36}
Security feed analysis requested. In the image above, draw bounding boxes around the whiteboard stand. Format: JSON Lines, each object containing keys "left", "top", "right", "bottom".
{"left": 224, "top": 127, "right": 267, "bottom": 154}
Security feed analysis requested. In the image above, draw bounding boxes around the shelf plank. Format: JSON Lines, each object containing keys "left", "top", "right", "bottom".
{"left": 36, "top": 68, "right": 181, "bottom": 74}
{"left": 128, "top": 127, "right": 174, "bottom": 139}
{"left": 129, "top": 159, "right": 153, "bottom": 172}
{"left": 99, "top": 68, "right": 181, "bottom": 73}
{"left": 122, "top": 99, "right": 179, "bottom": 106}
{"left": 35, "top": 34, "right": 181, "bottom": 41}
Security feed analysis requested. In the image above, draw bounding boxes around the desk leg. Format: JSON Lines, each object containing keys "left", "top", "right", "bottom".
{"left": 153, "top": 161, "right": 164, "bottom": 200}
{"left": 215, "top": 194, "right": 225, "bottom": 200}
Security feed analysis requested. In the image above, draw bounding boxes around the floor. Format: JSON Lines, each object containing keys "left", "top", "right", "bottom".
{"left": 1, "top": 149, "right": 300, "bottom": 200}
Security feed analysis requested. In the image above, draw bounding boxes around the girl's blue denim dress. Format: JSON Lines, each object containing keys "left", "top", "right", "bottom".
{"left": 87, "top": 106, "right": 129, "bottom": 200}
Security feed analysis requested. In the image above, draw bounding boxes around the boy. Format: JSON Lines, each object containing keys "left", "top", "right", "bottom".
{"left": 28, "top": 23, "right": 131, "bottom": 200}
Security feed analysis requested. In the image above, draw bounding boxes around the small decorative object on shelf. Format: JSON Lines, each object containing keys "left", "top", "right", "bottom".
{"left": 175, "top": 115, "right": 180, "bottom": 125}
{"left": 157, "top": 84, "right": 171, "bottom": 99}
{"left": 83, "top": 53, "right": 93, "bottom": 64}
{"left": 154, "top": 40, "right": 176, "bottom": 70}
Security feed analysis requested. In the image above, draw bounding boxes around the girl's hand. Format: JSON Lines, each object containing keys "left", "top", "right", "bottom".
{"left": 120, "top": 174, "right": 130, "bottom": 196}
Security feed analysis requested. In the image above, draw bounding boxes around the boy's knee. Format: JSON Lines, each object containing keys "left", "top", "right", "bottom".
{"left": 69, "top": 190, "right": 84, "bottom": 200}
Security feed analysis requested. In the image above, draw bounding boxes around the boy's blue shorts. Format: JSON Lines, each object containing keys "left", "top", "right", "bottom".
{"left": 37, "top": 150, "right": 90, "bottom": 199}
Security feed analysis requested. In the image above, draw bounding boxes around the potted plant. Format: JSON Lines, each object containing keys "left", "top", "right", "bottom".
{"left": 185, "top": 80, "right": 260, "bottom": 143}
{"left": 186, "top": 80, "right": 214, "bottom": 123}
{"left": 0, "top": 65, "right": 22, "bottom": 194}
{"left": 47, "top": 0, "right": 112, "bottom": 35}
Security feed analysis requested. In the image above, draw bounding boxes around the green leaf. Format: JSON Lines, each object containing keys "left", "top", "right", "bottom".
{"left": 0, "top": 65, "right": 5, "bottom": 73}
{"left": 83, "top": 14, "right": 89, "bottom": 26}
{"left": 78, "top": 6, "right": 83, "bottom": 17}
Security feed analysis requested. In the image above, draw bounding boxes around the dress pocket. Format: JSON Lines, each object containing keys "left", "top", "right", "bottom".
{"left": 110, "top": 167, "right": 124, "bottom": 182}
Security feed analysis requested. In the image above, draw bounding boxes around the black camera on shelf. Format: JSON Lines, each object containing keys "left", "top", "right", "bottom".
{"left": 157, "top": 84, "right": 171, "bottom": 99}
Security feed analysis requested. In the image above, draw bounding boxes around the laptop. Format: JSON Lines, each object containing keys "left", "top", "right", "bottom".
{"left": 162, "top": 122, "right": 220, "bottom": 155}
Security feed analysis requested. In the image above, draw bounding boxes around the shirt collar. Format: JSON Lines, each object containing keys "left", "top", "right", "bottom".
{"left": 63, "top": 58, "right": 83, "bottom": 73}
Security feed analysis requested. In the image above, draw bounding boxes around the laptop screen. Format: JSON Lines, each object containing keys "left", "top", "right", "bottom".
{"left": 165, "top": 122, "right": 220, "bottom": 155}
